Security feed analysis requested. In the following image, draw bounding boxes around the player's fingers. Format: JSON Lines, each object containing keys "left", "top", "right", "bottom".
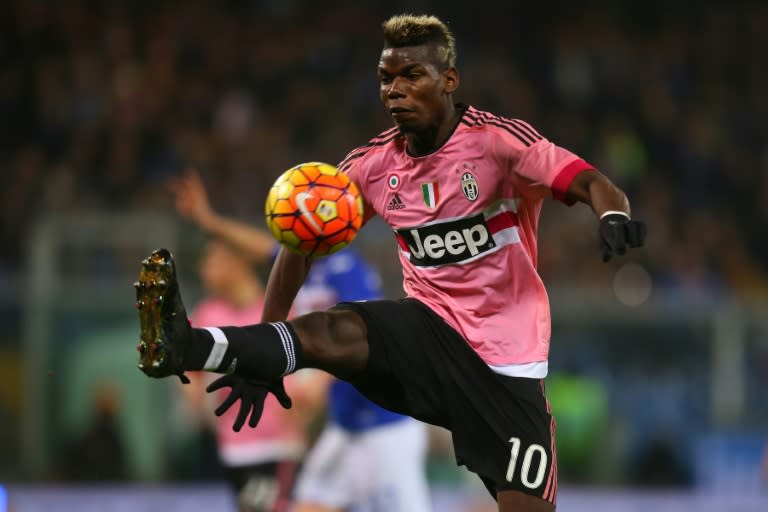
{"left": 233, "top": 399, "right": 251, "bottom": 432}
{"left": 601, "top": 244, "right": 613, "bottom": 262}
{"left": 275, "top": 393, "right": 292, "bottom": 410}
{"left": 214, "top": 390, "right": 239, "bottom": 417}
{"left": 248, "top": 391, "right": 267, "bottom": 428}
{"left": 205, "top": 375, "right": 232, "bottom": 394}
{"left": 600, "top": 233, "right": 614, "bottom": 262}
{"left": 627, "top": 221, "right": 647, "bottom": 248}
{"left": 614, "top": 228, "right": 628, "bottom": 255}
{"left": 247, "top": 411, "right": 259, "bottom": 429}
{"left": 208, "top": 382, "right": 242, "bottom": 416}
{"left": 273, "top": 382, "right": 293, "bottom": 409}
{"left": 602, "top": 223, "right": 627, "bottom": 255}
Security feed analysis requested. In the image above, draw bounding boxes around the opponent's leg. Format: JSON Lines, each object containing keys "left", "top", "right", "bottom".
{"left": 353, "top": 418, "right": 431, "bottom": 512}
{"left": 292, "top": 425, "right": 351, "bottom": 512}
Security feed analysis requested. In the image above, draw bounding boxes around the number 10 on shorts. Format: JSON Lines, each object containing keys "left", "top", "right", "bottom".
{"left": 505, "top": 437, "right": 548, "bottom": 489}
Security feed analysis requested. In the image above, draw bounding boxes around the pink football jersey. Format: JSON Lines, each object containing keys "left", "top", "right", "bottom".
{"left": 193, "top": 298, "right": 305, "bottom": 466}
{"left": 340, "top": 105, "right": 594, "bottom": 377}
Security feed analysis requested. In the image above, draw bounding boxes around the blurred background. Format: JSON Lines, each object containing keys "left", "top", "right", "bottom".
{"left": 1, "top": 0, "right": 767, "bottom": 510}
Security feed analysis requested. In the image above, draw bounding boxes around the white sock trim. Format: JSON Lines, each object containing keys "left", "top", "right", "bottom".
{"left": 270, "top": 322, "right": 296, "bottom": 375}
{"left": 202, "top": 327, "right": 229, "bottom": 371}
{"left": 600, "top": 210, "right": 630, "bottom": 219}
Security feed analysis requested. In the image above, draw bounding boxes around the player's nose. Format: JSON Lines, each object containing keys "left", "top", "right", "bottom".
{"left": 386, "top": 77, "right": 406, "bottom": 98}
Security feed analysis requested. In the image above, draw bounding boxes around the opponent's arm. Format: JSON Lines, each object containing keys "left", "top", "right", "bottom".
{"left": 566, "top": 170, "right": 646, "bottom": 262}
{"left": 196, "top": 212, "right": 278, "bottom": 263}
{"left": 169, "top": 169, "right": 277, "bottom": 263}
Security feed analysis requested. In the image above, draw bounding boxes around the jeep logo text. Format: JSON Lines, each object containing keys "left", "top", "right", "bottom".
{"left": 395, "top": 213, "right": 496, "bottom": 266}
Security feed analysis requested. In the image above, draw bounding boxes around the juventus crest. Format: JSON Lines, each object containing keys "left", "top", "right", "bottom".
{"left": 461, "top": 171, "right": 479, "bottom": 201}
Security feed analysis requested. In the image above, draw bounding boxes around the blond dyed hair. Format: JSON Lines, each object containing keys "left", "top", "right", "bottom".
{"left": 381, "top": 14, "right": 456, "bottom": 69}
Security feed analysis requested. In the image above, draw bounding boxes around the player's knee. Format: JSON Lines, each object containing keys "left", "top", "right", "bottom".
{"left": 291, "top": 309, "right": 369, "bottom": 377}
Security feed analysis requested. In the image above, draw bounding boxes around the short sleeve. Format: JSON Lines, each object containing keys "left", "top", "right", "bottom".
{"left": 513, "top": 139, "right": 595, "bottom": 203}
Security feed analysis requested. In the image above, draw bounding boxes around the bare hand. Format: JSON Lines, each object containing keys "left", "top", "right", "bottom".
{"left": 168, "top": 169, "right": 214, "bottom": 226}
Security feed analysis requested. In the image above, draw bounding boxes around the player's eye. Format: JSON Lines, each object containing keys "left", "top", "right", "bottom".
{"left": 379, "top": 75, "right": 392, "bottom": 85}
{"left": 407, "top": 73, "right": 421, "bottom": 80}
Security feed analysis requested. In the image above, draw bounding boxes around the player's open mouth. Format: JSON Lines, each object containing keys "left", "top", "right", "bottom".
{"left": 389, "top": 107, "right": 413, "bottom": 117}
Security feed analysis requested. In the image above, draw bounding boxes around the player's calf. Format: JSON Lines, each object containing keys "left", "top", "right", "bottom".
{"left": 291, "top": 309, "right": 370, "bottom": 379}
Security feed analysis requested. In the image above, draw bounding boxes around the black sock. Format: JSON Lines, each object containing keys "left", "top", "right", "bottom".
{"left": 182, "top": 328, "right": 215, "bottom": 370}
{"left": 184, "top": 322, "right": 303, "bottom": 381}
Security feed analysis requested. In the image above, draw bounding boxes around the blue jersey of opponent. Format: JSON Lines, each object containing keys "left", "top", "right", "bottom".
{"left": 293, "top": 247, "right": 405, "bottom": 432}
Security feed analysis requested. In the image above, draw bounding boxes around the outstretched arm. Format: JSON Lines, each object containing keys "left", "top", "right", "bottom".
{"left": 169, "top": 169, "right": 277, "bottom": 263}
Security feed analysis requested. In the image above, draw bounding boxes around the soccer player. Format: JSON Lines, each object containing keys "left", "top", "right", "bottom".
{"left": 179, "top": 238, "right": 324, "bottom": 512}
{"left": 138, "top": 14, "right": 645, "bottom": 512}
{"left": 170, "top": 172, "right": 431, "bottom": 512}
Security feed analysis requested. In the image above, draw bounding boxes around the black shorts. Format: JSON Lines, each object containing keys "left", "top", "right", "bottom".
{"left": 335, "top": 299, "right": 557, "bottom": 504}
{"left": 225, "top": 460, "right": 299, "bottom": 512}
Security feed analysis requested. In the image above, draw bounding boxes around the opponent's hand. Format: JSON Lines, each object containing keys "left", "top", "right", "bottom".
{"left": 206, "top": 375, "right": 292, "bottom": 432}
{"left": 599, "top": 213, "right": 646, "bottom": 262}
{"left": 168, "top": 169, "right": 214, "bottom": 226}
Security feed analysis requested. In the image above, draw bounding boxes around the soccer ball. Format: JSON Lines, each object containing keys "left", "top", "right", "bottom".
{"left": 265, "top": 162, "right": 364, "bottom": 257}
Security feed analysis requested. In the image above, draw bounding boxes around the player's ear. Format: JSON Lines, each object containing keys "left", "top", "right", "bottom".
{"left": 443, "top": 67, "right": 459, "bottom": 94}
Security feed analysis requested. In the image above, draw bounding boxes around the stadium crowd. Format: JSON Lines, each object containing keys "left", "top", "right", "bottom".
{"left": 1, "top": 0, "right": 766, "bottom": 298}
{"left": 1, "top": 0, "right": 766, "bottom": 488}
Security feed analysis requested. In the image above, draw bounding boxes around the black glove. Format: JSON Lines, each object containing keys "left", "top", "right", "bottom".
{"left": 206, "top": 375, "right": 292, "bottom": 432}
{"left": 599, "top": 213, "right": 646, "bottom": 262}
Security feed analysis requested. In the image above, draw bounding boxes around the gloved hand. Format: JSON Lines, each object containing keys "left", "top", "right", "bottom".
{"left": 206, "top": 375, "right": 292, "bottom": 432}
{"left": 599, "top": 212, "right": 646, "bottom": 262}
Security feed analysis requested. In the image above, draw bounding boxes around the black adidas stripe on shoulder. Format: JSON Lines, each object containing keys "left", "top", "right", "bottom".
{"left": 468, "top": 110, "right": 542, "bottom": 145}
{"left": 464, "top": 109, "right": 543, "bottom": 147}
{"left": 508, "top": 118, "right": 542, "bottom": 142}
{"left": 338, "top": 128, "right": 400, "bottom": 172}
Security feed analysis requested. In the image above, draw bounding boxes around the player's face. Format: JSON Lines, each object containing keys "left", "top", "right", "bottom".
{"left": 378, "top": 46, "right": 456, "bottom": 133}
